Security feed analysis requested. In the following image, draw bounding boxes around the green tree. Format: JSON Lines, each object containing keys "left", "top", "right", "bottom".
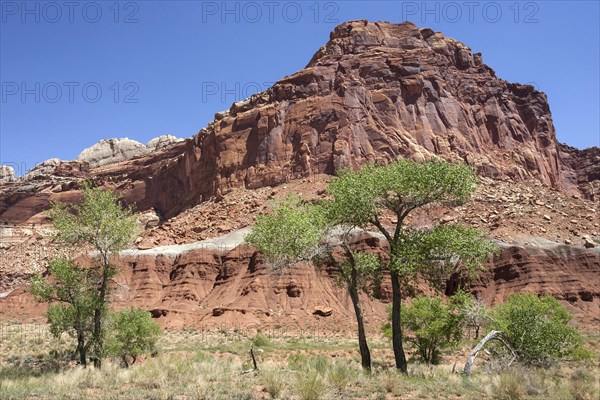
{"left": 49, "top": 185, "right": 138, "bottom": 368}
{"left": 30, "top": 259, "right": 98, "bottom": 367}
{"left": 491, "top": 294, "right": 584, "bottom": 365}
{"left": 327, "top": 160, "right": 496, "bottom": 372}
{"left": 107, "top": 308, "right": 161, "bottom": 367}
{"left": 245, "top": 196, "right": 326, "bottom": 271}
{"left": 386, "top": 295, "right": 463, "bottom": 364}
{"left": 245, "top": 196, "right": 381, "bottom": 371}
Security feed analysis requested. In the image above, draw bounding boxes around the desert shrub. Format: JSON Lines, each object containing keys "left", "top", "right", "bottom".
{"left": 106, "top": 308, "right": 161, "bottom": 367}
{"left": 491, "top": 370, "right": 526, "bottom": 400}
{"left": 491, "top": 294, "right": 585, "bottom": 365}
{"left": 567, "top": 369, "right": 599, "bottom": 400}
{"left": 326, "top": 361, "right": 356, "bottom": 392}
{"left": 378, "top": 369, "right": 401, "bottom": 394}
{"left": 251, "top": 333, "right": 270, "bottom": 348}
{"left": 287, "top": 353, "right": 308, "bottom": 370}
{"left": 294, "top": 369, "right": 326, "bottom": 400}
{"left": 260, "top": 370, "right": 284, "bottom": 398}
{"left": 308, "top": 356, "right": 330, "bottom": 374}
{"left": 384, "top": 295, "right": 463, "bottom": 364}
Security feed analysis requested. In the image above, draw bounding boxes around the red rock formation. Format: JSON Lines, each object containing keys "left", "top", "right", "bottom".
{"left": 1, "top": 20, "right": 598, "bottom": 331}
{"left": 0, "top": 21, "right": 596, "bottom": 224}
{"left": 2, "top": 235, "right": 598, "bottom": 330}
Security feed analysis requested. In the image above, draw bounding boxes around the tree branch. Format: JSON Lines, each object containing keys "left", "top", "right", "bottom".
{"left": 370, "top": 214, "right": 392, "bottom": 244}
{"left": 463, "top": 330, "right": 517, "bottom": 375}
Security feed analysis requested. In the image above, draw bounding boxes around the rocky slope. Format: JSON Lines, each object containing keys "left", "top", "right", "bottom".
{"left": 0, "top": 20, "right": 598, "bottom": 330}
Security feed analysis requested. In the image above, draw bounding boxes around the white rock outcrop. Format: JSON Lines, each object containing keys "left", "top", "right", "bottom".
{"left": 146, "top": 135, "right": 184, "bottom": 152}
{"left": 77, "top": 136, "right": 184, "bottom": 168}
{"left": 0, "top": 165, "right": 16, "bottom": 184}
{"left": 77, "top": 138, "right": 147, "bottom": 168}
{"left": 22, "top": 158, "right": 62, "bottom": 181}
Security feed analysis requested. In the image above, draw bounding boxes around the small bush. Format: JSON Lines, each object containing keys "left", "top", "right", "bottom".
{"left": 251, "top": 333, "right": 270, "bottom": 348}
{"left": 287, "top": 353, "right": 308, "bottom": 370}
{"left": 106, "top": 308, "right": 161, "bottom": 367}
{"left": 378, "top": 369, "right": 401, "bottom": 394}
{"left": 491, "top": 294, "right": 585, "bottom": 365}
{"left": 385, "top": 296, "right": 463, "bottom": 364}
{"left": 308, "top": 356, "right": 330, "bottom": 374}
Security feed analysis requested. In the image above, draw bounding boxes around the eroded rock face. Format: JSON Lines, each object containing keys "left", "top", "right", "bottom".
{"left": 1, "top": 234, "right": 597, "bottom": 329}
{"left": 469, "top": 240, "right": 600, "bottom": 327}
{"left": 559, "top": 144, "right": 600, "bottom": 200}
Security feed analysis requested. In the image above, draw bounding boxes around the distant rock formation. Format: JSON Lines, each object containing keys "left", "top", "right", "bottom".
{"left": 77, "top": 135, "right": 183, "bottom": 168}
{"left": 146, "top": 135, "right": 184, "bottom": 152}
{"left": 77, "top": 138, "right": 148, "bottom": 168}
{"left": 0, "top": 165, "right": 15, "bottom": 184}
{"left": 22, "top": 158, "right": 62, "bottom": 181}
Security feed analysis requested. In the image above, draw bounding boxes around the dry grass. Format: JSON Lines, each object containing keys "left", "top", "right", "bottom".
{"left": 0, "top": 323, "right": 598, "bottom": 399}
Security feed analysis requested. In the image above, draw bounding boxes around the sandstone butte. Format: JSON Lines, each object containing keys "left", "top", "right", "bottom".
{"left": 0, "top": 21, "right": 598, "bottom": 332}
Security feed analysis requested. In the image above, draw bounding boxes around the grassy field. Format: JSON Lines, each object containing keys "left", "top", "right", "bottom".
{"left": 0, "top": 323, "right": 598, "bottom": 399}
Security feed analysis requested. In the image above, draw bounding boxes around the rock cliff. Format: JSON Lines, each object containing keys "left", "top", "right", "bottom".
{"left": 0, "top": 20, "right": 598, "bottom": 330}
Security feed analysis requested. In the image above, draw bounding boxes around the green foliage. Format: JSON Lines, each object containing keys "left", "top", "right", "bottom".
{"left": 251, "top": 333, "right": 270, "bottom": 348}
{"left": 30, "top": 259, "right": 97, "bottom": 346}
{"left": 374, "top": 159, "right": 478, "bottom": 208}
{"left": 383, "top": 294, "right": 465, "bottom": 364}
{"left": 391, "top": 225, "right": 497, "bottom": 289}
{"left": 491, "top": 294, "right": 585, "bottom": 365}
{"left": 331, "top": 250, "right": 382, "bottom": 296}
{"left": 48, "top": 184, "right": 138, "bottom": 256}
{"left": 327, "top": 160, "right": 478, "bottom": 227}
{"left": 106, "top": 308, "right": 161, "bottom": 367}
{"left": 244, "top": 195, "right": 327, "bottom": 268}
{"left": 31, "top": 258, "right": 98, "bottom": 314}
{"left": 327, "top": 159, "right": 494, "bottom": 289}
{"left": 326, "top": 165, "right": 380, "bottom": 227}
{"left": 248, "top": 160, "right": 495, "bottom": 372}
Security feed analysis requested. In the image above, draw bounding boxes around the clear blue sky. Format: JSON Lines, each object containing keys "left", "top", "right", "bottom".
{"left": 1, "top": 1, "right": 599, "bottom": 175}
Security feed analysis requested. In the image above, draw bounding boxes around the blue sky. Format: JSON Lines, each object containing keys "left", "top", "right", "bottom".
{"left": 1, "top": 0, "right": 599, "bottom": 175}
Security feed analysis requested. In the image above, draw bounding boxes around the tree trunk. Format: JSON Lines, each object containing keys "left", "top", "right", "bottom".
{"left": 348, "top": 273, "right": 372, "bottom": 372}
{"left": 463, "top": 330, "right": 516, "bottom": 376}
{"left": 93, "top": 253, "right": 109, "bottom": 369}
{"left": 77, "top": 328, "right": 87, "bottom": 367}
{"left": 390, "top": 271, "right": 408, "bottom": 373}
